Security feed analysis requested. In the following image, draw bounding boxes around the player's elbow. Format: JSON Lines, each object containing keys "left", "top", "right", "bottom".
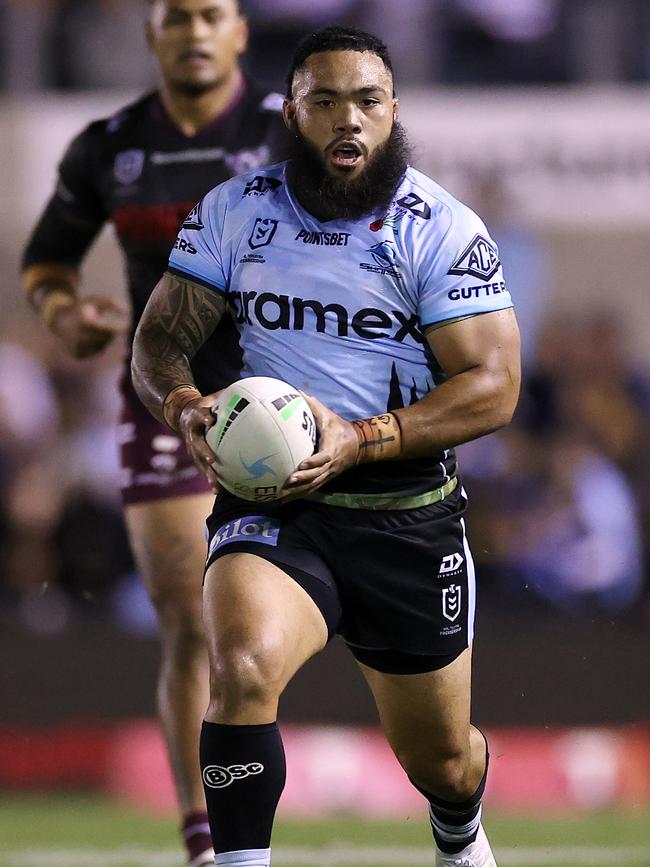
{"left": 487, "top": 361, "right": 521, "bottom": 431}
{"left": 130, "top": 322, "right": 150, "bottom": 397}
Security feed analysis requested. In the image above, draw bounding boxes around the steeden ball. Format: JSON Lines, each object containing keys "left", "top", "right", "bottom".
{"left": 205, "top": 376, "right": 317, "bottom": 501}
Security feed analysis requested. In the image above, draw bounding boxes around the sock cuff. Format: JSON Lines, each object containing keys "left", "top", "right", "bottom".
{"left": 182, "top": 810, "right": 210, "bottom": 834}
{"left": 215, "top": 848, "right": 271, "bottom": 866}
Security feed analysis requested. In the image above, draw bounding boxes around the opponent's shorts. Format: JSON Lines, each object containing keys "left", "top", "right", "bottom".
{"left": 205, "top": 484, "right": 476, "bottom": 675}
{"left": 117, "top": 374, "right": 210, "bottom": 506}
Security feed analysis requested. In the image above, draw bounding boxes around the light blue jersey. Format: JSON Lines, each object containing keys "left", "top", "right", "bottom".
{"left": 168, "top": 163, "right": 513, "bottom": 493}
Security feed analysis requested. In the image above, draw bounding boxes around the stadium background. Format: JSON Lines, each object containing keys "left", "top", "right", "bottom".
{"left": 1, "top": 1, "right": 650, "bottom": 865}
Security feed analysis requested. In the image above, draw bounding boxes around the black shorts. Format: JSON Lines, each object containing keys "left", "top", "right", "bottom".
{"left": 205, "top": 484, "right": 476, "bottom": 675}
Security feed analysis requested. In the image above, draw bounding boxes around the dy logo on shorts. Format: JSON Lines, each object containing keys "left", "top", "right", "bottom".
{"left": 208, "top": 515, "right": 280, "bottom": 559}
{"left": 442, "top": 585, "right": 462, "bottom": 622}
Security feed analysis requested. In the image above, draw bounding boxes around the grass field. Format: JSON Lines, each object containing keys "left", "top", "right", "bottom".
{"left": 1, "top": 795, "right": 650, "bottom": 867}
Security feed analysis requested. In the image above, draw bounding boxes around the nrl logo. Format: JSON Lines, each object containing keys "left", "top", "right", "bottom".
{"left": 442, "top": 585, "right": 462, "bottom": 622}
{"left": 248, "top": 218, "right": 279, "bottom": 249}
{"left": 448, "top": 234, "right": 500, "bottom": 281}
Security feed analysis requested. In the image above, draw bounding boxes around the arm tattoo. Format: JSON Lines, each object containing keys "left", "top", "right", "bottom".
{"left": 131, "top": 274, "right": 226, "bottom": 422}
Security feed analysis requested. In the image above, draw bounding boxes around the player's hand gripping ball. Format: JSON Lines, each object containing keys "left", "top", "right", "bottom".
{"left": 205, "top": 377, "right": 317, "bottom": 501}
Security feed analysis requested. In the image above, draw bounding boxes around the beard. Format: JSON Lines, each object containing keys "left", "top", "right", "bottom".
{"left": 286, "top": 122, "right": 411, "bottom": 222}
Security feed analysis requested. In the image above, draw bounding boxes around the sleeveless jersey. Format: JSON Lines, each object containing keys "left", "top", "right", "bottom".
{"left": 168, "top": 163, "right": 514, "bottom": 494}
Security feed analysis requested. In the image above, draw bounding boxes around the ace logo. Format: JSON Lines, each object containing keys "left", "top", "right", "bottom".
{"left": 448, "top": 234, "right": 500, "bottom": 281}
{"left": 248, "top": 218, "right": 279, "bottom": 249}
{"left": 182, "top": 200, "right": 204, "bottom": 231}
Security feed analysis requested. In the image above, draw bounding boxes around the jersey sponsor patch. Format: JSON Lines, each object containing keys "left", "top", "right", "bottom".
{"left": 203, "top": 762, "right": 264, "bottom": 789}
{"left": 448, "top": 234, "right": 500, "bottom": 281}
{"left": 207, "top": 515, "right": 281, "bottom": 559}
{"left": 182, "top": 199, "right": 204, "bottom": 231}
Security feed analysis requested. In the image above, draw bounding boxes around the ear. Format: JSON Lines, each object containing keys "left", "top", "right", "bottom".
{"left": 236, "top": 15, "right": 250, "bottom": 55}
{"left": 392, "top": 97, "right": 399, "bottom": 121}
{"left": 283, "top": 99, "right": 297, "bottom": 132}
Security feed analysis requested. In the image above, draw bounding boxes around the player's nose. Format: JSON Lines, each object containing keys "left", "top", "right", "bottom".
{"left": 333, "top": 106, "right": 363, "bottom": 135}
{"left": 187, "top": 13, "right": 212, "bottom": 39}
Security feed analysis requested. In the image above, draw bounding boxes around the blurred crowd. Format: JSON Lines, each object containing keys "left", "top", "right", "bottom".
{"left": 1, "top": 0, "right": 650, "bottom": 91}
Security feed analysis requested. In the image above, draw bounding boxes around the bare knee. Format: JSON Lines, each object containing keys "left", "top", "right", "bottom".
{"left": 398, "top": 744, "right": 474, "bottom": 802}
{"left": 207, "top": 639, "right": 286, "bottom": 719}
{"left": 151, "top": 586, "right": 206, "bottom": 666}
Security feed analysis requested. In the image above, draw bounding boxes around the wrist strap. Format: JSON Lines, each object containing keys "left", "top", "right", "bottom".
{"left": 353, "top": 412, "right": 402, "bottom": 464}
{"left": 23, "top": 264, "right": 78, "bottom": 311}
{"left": 40, "top": 291, "right": 75, "bottom": 328}
{"left": 162, "top": 384, "right": 202, "bottom": 431}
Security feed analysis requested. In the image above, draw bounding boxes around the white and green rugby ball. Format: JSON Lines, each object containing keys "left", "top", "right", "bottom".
{"left": 206, "top": 376, "right": 317, "bottom": 501}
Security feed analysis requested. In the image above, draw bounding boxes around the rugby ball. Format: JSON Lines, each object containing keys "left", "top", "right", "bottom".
{"left": 205, "top": 377, "right": 317, "bottom": 501}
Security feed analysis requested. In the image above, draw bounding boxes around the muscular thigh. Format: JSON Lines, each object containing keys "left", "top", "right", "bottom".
{"left": 125, "top": 493, "right": 213, "bottom": 602}
{"left": 359, "top": 647, "right": 473, "bottom": 756}
{"left": 203, "top": 553, "right": 329, "bottom": 687}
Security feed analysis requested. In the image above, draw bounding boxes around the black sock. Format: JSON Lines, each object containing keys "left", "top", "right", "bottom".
{"left": 413, "top": 735, "right": 490, "bottom": 855}
{"left": 200, "top": 721, "right": 286, "bottom": 855}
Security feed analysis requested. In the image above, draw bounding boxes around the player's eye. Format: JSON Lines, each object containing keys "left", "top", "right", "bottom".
{"left": 315, "top": 99, "right": 334, "bottom": 108}
{"left": 203, "top": 10, "right": 224, "bottom": 24}
{"left": 361, "top": 98, "right": 380, "bottom": 107}
{"left": 163, "top": 12, "right": 188, "bottom": 26}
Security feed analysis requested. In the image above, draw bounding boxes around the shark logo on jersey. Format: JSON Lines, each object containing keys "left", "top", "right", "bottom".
{"left": 114, "top": 150, "right": 145, "bottom": 185}
{"left": 448, "top": 234, "right": 500, "bottom": 281}
{"left": 368, "top": 241, "right": 397, "bottom": 267}
{"left": 248, "top": 218, "right": 279, "bottom": 249}
{"left": 182, "top": 200, "right": 204, "bottom": 231}
{"left": 361, "top": 241, "right": 401, "bottom": 278}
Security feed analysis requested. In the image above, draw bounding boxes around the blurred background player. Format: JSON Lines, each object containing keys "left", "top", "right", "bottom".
{"left": 20, "top": 2, "right": 287, "bottom": 865}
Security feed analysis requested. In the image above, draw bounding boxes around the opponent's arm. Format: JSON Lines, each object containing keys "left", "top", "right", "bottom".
{"left": 23, "top": 262, "right": 129, "bottom": 359}
{"left": 285, "top": 307, "right": 521, "bottom": 493}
